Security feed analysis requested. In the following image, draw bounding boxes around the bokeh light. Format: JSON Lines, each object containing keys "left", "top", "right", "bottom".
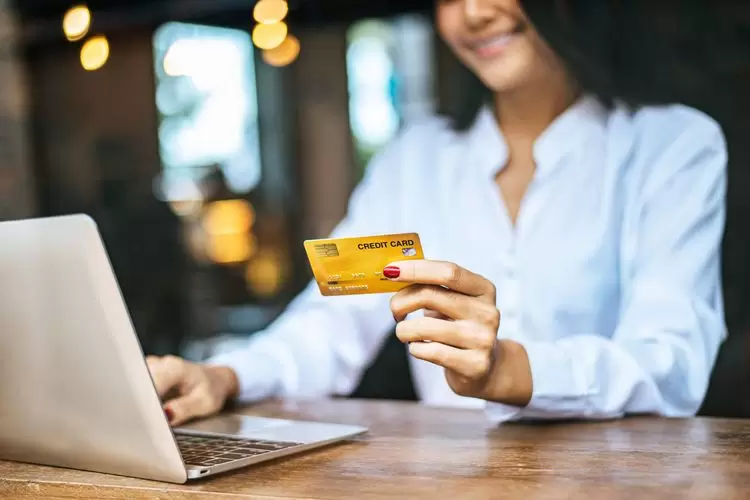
{"left": 207, "top": 233, "right": 258, "bottom": 264}
{"left": 80, "top": 35, "right": 110, "bottom": 71}
{"left": 253, "top": 0, "right": 289, "bottom": 25}
{"left": 63, "top": 5, "right": 91, "bottom": 41}
{"left": 202, "top": 200, "right": 257, "bottom": 264}
{"left": 262, "top": 35, "right": 300, "bottom": 67}
{"left": 252, "top": 22, "right": 288, "bottom": 50}
{"left": 202, "top": 200, "right": 255, "bottom": 236}
{"left": 162, "top": 41, "right": 193, "bottom": 77}
{"left": 246, "top": 251, "right": 284, "bottom": 297}
{"left": 168, "top": 199, "right": 203, "bottom": 218}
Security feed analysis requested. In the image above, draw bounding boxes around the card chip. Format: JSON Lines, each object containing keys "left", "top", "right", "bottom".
{"left": 314, "top": 243, "right": 339, "bottom": 258}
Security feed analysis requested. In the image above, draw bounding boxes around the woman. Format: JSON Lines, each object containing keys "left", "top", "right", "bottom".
{"left": 148, "top": 0, "right": 727, "bottom": 425}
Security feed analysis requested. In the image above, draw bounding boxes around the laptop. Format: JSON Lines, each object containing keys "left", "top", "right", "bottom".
{"left": 0, "top": 214, "right": 366, "bottom": 483}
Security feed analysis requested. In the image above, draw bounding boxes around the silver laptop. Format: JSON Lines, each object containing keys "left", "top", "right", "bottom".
{"left": 0, "top": 214, "right": 366, "bottom": 483}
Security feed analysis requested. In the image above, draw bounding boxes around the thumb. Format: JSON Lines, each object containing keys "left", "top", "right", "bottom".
{"left": 164, "top": 389, "right": 215, "bottom": 426}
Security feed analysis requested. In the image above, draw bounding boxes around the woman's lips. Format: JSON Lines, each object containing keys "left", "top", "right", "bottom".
{"left": 468, "top": 33, "right": 520, "bottom": 58}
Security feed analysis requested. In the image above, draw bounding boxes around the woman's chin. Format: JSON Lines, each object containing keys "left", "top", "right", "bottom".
{"left": 463, "top": 50, "right": 535, "bottom": 92}
{"left": 475, "top": 66, "right": 533, "bottom": 94}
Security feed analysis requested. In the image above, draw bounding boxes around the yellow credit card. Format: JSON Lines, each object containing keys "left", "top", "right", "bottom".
{"left": 304, "top": 233, "right": 424, "bottom": 296}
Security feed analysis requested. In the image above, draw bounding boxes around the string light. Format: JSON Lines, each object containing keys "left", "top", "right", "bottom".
{"left": 80, "top": 35, "right": 109, "bottom": 71}
{"left": 252, "top": 22, "right": 288, "bottom": 50}
{"left": 262, "top": 34, "right": 300, "bottom": 67}
{"left": 63, "top": 5, "right": 91, "bottom": 41}
{"left": 253, "top": 0, "right": 289, "bottom": 25}
{"left": 250, "top": 0, "right": 299, "bottom": 63}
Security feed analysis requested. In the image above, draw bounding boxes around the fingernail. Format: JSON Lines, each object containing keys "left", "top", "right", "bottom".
{"left": 383, "top": 266, "right": 400, "bottom": 279}
{"left": 164, "top": 407, "right": 174, "bottom": 423}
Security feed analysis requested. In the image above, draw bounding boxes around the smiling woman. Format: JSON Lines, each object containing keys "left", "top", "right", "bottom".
{"left": 442, "top": 0, "right": 743, "bottom": 126}
{"left": 437, "top": 0, "right": 567, "bottom": 95}
{"left": 147, "top": 0, "right": 730, "bottom": 427}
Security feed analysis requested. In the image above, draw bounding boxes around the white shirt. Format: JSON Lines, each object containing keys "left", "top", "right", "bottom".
{"left": 210, "top": 96, "right": 728, "bottom": 422}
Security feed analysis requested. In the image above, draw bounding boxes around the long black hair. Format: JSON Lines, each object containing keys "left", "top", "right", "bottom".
{"left": 449, "top": 0, "right": 748, "bottom": 126}
{"left": 527, "top": 1, "right": 745, "bottom": 110}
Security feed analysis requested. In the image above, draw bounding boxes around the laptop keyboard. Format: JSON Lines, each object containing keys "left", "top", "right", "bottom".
{"left": 176, "top": 434, "right": 301, "bottom": 467}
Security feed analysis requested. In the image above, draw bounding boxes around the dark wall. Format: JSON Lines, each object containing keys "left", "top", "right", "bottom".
{"left": 26, "top": 31, "right": 188, "bottom": 356}
{"left": 28, "top": 31, "right": 161, "bottom": 212}
{"left": 0, "top": 0, "right": 35, "bottom": 220}
{"left": 700, "top": 67, "right": 750, "bottom": 418}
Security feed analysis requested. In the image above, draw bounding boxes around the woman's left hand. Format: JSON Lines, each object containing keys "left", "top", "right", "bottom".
{"left": 386, "top": 260, "right": 532, "bottom": 405}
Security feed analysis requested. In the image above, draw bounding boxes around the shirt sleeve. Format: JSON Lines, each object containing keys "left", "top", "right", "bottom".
{"left": 206, "top": 130, "right": 415, "bottom": 402}
{"left": 487, "top": 115, "right": 728, "bottom": 422}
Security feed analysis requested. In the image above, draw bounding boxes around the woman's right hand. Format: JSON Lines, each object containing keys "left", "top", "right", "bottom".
{"left": 146, "top": 355, "right": 239, "bottom": 426}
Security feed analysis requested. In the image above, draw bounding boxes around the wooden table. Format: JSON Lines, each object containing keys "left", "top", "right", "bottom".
{"left": 2, "top": 399, "right": 750, "bottom": 499}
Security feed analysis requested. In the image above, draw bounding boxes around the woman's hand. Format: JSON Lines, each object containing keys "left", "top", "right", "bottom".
{"left": 146, "top": 355, "right": 239, "bottom": 426}
{"left": 386, "top": 260, "right": 533, "bottom": 406}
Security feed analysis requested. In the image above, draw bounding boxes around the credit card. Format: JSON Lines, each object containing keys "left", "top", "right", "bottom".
{"left": 304, "top": 233, "right": 424, "bottom": 296}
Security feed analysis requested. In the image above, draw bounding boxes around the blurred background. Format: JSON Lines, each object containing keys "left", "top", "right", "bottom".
{"left": 1, "top": 0, "right": 750, "bottom": 415}
{"left": 4, "top": 0, "right": 468, "bottom": 356}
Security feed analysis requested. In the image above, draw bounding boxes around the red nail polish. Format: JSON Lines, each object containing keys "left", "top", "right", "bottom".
{"left": 383, "top": 266, "right": 401, "bottom": 279}
{"left": 164, "top": 407, "right": 174, "bottom": 423}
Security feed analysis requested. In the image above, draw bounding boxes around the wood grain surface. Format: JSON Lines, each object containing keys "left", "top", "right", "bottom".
{"left": 2, "top": 398, "right": 750, "bottom": 499}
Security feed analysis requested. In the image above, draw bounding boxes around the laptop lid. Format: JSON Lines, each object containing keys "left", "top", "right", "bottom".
{"left": 0, "top": 215, "right": 187, "bottom": 483}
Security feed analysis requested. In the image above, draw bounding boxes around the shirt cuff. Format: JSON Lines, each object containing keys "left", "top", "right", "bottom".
{"left": 206, "top": 342, "right": 284, "bottom": 403}
{"left": 486, "top": 340, "right": 589, "bottom": 422}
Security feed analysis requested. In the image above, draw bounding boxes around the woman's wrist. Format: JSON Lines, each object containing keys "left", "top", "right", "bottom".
{"left": 485, "top": 340, "right": 533, "bottom": 407}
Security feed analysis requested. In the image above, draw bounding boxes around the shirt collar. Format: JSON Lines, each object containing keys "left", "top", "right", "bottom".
{"left": 466, "top": 94, "right": 610, "bottom": 179}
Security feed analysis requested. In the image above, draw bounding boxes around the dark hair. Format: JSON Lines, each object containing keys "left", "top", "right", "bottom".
{"left": 528, "top": 1, "right": 744, "bottom": 107}
{"left": 450, "top": 1, "right": 748, "bottom": 127}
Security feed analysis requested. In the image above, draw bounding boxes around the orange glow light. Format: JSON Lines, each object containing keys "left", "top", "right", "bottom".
{"left": 207, "top": 233, "right": 257, "bottom": 264}
{"left": 253, "top": 0, "right": 289, "bottom": 25}
{"left": 80, "top": 35, "right": 109, "bottom": 71}
{"left": 246, "top": 251, "right": 284, "bottom": 297}
{"left": 262, "top": 34, "right": 300, "bottom": 67}
{"left": 63, "top": 5, "right": 91, "bottom": 41}
{"left": 252, "top": 22, "right": 288, "bottom": 50}
{"left": 202, "top": 200, "right": 255, "bottom": 236}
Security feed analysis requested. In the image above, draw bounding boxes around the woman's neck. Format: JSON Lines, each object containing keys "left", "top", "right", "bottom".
{"left": 493, "top": 76, "right": 581, "bottom": 142}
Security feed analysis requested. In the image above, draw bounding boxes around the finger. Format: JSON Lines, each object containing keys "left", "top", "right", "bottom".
{"left": 164, "top": 388, "right": 218, "bottom": 426}
{"left": 147, "top": 355, "right": 187, "bottom": 399}
{"left": 396, "top": 316, "right": 492, "bottom": 350}
{"left": 424, "top": 309, "right": 450, "bottom": 320}
{"left": 390, "top": 284, "right": 499, "bottom": 322}
{"left": 408, "top": 340, "right": 487, "bottom": 378}
{"left": 385, "top": 260, "right": 495, "bottom": 299}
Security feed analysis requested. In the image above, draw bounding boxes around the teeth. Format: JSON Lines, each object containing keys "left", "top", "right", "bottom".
{"left": 476, "top": 35, "right": 514, "bottom": 50}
